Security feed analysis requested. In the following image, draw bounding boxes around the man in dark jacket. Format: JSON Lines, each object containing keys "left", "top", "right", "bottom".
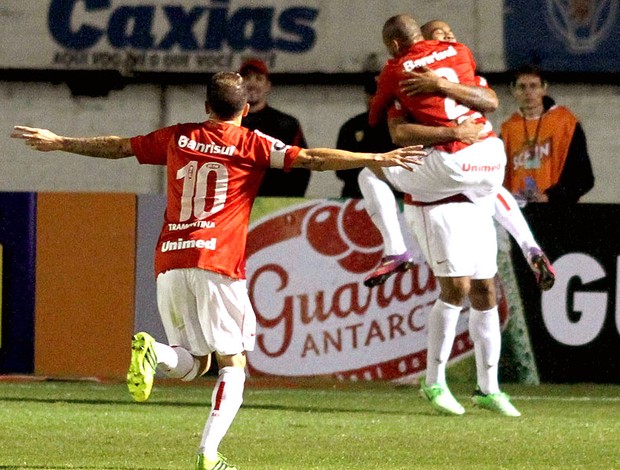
{"left": 240, "top": 58, "right": 310, "bottom": 197}
{"left": 335, "top": 74, "right": 397, "bottom": 198}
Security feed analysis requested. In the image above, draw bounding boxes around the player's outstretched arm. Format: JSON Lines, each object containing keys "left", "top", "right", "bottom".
{"left": 292, "top": 145, "right": 426, "bottom": 172}
{"left": 11, "top": 126, "right": 134, "bottom": 159}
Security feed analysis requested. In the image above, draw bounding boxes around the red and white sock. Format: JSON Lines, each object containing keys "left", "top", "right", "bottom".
{"left": 199, "top": 366, "right": 246, "bottom": 461}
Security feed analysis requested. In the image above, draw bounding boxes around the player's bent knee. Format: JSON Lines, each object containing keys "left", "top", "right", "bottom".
{"left": 196, "top": 354, "right": 212, "bottom": 378}
{"left": 216, "top": 351, "right": 247, "bottom": 370}
{"left": 180, "top": 354, "right": 210, "bottom": 382}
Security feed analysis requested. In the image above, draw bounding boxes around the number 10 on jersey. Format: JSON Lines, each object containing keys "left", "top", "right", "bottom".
{"left": 177, "top": 160, "right": 229, "bottom": 222}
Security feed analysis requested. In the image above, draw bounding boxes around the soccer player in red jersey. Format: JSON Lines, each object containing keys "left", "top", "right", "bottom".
{"left": 365, "top": 14, "right": 506, "bottom": 223}
{"left": 11, "top": 71, "right": 425, "bottom": 470}
{"left": 361, "top": 14, "right": 521, "bottom": 417}
{"left": 362, "top": 19, "right": 556, "bottom": 291}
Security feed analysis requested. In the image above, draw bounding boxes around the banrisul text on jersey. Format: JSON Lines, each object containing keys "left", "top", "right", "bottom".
{"left": 178, "top": 135, "right": 235, "bottom": 156}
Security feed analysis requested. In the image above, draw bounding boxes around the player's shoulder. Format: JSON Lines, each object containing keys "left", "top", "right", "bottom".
{"left": 174, "top": 121, "right": 208, "bottom": 134}
{"left": 547, "top": 104, "right": 578, "bottom": 121}
{"left": 141, "top": 122, "right": 187, "bottom": 141}
{"left": 501, "top": 111, "right": 523, "bottom": 127}
{"left": 407, "top": 40, "right": 473, "bottom": 68}
{"left": 251, "top": 127, "right": 283, "bottom": 145}
{"left": 452, "top": 41, "right": 472, "bottom": 51}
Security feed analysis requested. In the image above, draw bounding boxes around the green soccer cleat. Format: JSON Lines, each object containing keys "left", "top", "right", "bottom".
{"left": 126, "top": 332, "right": 157, "bottom": 402}
{"left": 196, "top": 453, "right": 238, "bottom": 470}
{"left": 471, "top": 388, "right": 521, "bottom": 417}
{"left": 419, "top": 377, "right": 465, "bottom": 416}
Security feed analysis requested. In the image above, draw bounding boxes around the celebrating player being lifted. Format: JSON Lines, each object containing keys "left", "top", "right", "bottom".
{"left": 360, "top": 14, "right": 521, "bottom": 417}
{"left": 11, "top": 72, "right": 426, "bottom": 470}
{"left": 361, "top": 18, "right": 555, "bottom": 290}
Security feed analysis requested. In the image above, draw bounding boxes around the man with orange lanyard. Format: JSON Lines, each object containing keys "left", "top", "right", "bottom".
{"left": 502, "top": 65, "right": 594, "bottom": 204}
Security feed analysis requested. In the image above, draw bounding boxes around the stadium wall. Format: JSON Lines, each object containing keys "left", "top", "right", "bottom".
{"left": 34, "top": 193, "right": 136, "bottom": 379}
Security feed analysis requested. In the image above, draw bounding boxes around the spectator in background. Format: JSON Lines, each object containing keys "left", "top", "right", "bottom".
{"left": 501, "top": 65, "right": 594, "bottom": 204}
{"left": 335, "top": 74, "right": 397, "bottom": 198}
{"left": 239, "top": 58, "right": 311, "bottom": 197}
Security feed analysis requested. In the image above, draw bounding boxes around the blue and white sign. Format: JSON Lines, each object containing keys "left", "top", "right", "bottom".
{"left": 0, "top": 0, "right": 508, "bottom": 73}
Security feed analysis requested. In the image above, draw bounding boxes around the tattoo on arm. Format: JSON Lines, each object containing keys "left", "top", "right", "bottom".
{"left": 63, "top": 136, "right": 133, "bottom": 159}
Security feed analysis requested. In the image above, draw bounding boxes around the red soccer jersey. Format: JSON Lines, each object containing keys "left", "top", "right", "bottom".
{"left": 131, "top": 121, "right": 302, "bottom": 279}
{"left": 371, "top": 40, "right": 494, "bottom": 152}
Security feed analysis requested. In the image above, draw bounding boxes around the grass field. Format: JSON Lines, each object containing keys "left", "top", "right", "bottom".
{"left": 0, "top": 378, "right": 619, "bottom": 469}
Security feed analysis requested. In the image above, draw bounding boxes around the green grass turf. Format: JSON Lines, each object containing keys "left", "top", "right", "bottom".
{"left": 0, "top": 378, "right": 619, "bottom": 469}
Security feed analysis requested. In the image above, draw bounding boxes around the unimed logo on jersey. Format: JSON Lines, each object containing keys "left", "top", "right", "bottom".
{"left": 245, "top": 199, "right": 509, "bottom": 382}
{"left": 462, "top": 163, "right": 503, "bottom": 172}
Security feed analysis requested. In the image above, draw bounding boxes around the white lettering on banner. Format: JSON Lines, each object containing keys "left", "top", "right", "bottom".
{"left": 542, "top": 253, "right": 609, "bottom": 346}
{"left": 403, "top": 45, "right": 457, "bottom": 71}
{"left": 178, "top": 135, "right": 235, "bottom": 156}
{"left": 161, "top": 237, "right": 216, "bottom": 252}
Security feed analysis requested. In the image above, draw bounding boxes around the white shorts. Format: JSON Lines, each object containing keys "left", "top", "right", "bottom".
{"left": 382, "top": 137, "right": 506, "bottom": 209}
{"left": 403, "top": 200, "right": 497, "bottom": 279}
{"left": 156, "top": 268, "right": 256, "bottom": 356}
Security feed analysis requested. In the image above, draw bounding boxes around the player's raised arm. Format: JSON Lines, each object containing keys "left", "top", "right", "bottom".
{"left": 291, "top": 145, "right": 426, "bottom": 172}
{"left": 11, "top": 125, "right": 134, "bottom": 159}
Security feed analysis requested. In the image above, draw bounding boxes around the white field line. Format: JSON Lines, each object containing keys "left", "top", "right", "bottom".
{"left": 502, "top": 395, "right": 620, "bottom": 402}
{"left": 250, "top": 389, "right": 620, "bottom": 402}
